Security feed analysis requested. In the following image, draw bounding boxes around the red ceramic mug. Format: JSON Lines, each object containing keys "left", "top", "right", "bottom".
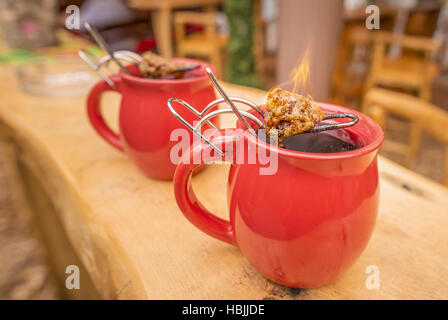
{"left": 173, "top": 103, "right": 384, "bottom": 288}
{"left": 87, "top": 59, "right": 217, "bottom": 180}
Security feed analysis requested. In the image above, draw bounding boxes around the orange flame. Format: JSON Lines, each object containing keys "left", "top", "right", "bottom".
{"left": 289, "top": 48, "right": 311, "bottom": 96}
{"left": 267, "top": 48, "right": 312, "bottom": 98}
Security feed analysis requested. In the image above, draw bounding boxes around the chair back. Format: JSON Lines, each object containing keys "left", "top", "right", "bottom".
{"left": 364, "top": 87, "right": 448, "bottom": 186}
{"left": 173, "top": 11, "right": 217, "bottom": 43}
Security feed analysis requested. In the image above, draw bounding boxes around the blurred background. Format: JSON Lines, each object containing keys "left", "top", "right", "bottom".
{"left": 0, "top": 0, "right": 447, "bottom": 299}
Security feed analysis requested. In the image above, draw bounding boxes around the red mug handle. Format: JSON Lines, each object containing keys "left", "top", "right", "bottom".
{"left": 174, "top": 131, "right": 238, "bottom": 246}
{"left": 87, "top": 76, "right": 124, "bottom": 151}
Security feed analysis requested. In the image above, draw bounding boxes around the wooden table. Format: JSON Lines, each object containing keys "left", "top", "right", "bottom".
{"left": 0, "top": 65, "right": 448, "bottom": 299}
{"left": 129, "top": 0, "right": 223, "bottom": 58}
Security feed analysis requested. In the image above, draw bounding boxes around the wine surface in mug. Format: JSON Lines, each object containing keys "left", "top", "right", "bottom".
{"left": 259, "top": 129, "right": 363, "bottom": 153}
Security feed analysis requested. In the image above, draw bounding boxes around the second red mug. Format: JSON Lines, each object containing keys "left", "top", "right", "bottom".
{"left": 87, "top": 59, "right": 218, "bottom": 180}
{"left": 173, "top": 103, "right": 384, "bottom": 288}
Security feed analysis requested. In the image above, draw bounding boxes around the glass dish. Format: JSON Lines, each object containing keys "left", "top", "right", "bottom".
{"left": 16, "top": 56, "right": 98, "bottom": 97}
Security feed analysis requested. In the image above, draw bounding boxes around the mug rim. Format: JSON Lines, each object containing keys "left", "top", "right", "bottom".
{"left": 119, "top": 57, "right": 217, "bottom": 86}
{"left": 237, "top": 102, "right": 384, "bottom": 160}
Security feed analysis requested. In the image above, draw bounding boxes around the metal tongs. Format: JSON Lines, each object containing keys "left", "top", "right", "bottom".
{"left": 79, "top": 23, "right": 200, "bottom": 87}
{"left": 168, "top": 68, "right": 359, "bottom": 155}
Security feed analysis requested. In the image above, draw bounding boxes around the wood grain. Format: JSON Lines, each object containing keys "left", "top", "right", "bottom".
{"left": 0, "top": 138, "right": 60, "bottom": 299}
{"left": 0, "top": 66, "right": 447, "bottom": 299}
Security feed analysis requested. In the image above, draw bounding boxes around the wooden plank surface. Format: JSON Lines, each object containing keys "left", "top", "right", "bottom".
{"left": 0, "top": 66, "right": 447, "bottom": 299}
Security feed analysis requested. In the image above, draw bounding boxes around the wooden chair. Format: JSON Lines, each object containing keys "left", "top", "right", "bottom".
{"left": 366, "top": 31, "right": 441, "bottom": 101}
{"left": 363, "top": 87, "right": 448, "bottom": 186}
{"left": 330, "top": 6, "right": 398, "bottom": 108}
{"left": 173, "top": 11, "right": 228, "bottom": 78}
{"left": 331, "top": 24, "right": 372, "bottom": 107}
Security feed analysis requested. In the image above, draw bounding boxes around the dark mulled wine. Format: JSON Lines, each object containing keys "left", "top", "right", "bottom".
{"left": 258, "top": 129, "right": 362, "bottom": 153}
